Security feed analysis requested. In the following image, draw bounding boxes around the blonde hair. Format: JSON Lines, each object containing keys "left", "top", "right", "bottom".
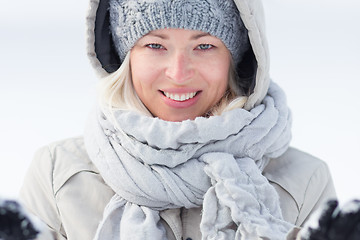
{"left": 98, "top": 52, "right": 248, "bottom": 119}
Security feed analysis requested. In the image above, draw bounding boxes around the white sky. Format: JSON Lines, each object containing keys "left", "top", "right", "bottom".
{"left": 0, "top": 0, "right": 359, "bottom": 203}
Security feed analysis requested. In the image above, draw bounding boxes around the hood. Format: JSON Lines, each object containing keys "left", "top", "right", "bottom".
{"left": 86, "top": 0, "right": 270, "bottom": 110}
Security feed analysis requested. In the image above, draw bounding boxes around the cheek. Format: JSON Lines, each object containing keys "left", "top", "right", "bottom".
{"left": 130, "top": 54, "right": 159, "bottom": 92}
{"left": 206, "top": 58, "right": 231, "bottom": 103}
{"left": 202, "top": 57, "right": 230, "bottom": 89}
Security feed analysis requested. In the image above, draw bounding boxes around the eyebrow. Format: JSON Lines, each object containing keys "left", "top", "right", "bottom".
{"left": 146, "top": 33, "right": 169, "bottom": 40}
{"left": 146, "top": 32, "right": 211, "bottom": 40}
{"left": 191, "top": 32, "right": 211, "bottom": 40}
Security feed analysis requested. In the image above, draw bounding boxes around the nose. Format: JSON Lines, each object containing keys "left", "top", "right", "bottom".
{"left": 165, "top": 51, "right": 194, "bottom": 84}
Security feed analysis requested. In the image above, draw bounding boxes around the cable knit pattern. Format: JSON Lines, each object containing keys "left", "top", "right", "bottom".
{"left": 84, "top": 82, "right": 294, "bottom": 239}
{"left": 109, "top": 0, "right": 250, "bottom": 63}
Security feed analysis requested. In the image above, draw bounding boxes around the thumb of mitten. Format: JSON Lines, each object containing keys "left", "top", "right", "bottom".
{"left": 300, "top": 199, "right": 338, "bottom": 240}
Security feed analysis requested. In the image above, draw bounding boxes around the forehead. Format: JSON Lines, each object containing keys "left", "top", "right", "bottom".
{"left": 144, "top": 28, "right": 213, "bottom": 40}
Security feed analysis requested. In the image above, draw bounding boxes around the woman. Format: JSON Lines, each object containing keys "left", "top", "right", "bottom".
{"left": 15, "top": 0, "right": 339, "bottom": 239}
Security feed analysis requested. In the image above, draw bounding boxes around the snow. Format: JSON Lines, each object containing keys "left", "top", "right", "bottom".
{"left": 340, "top": 200, "right": 360, "bottom": 214}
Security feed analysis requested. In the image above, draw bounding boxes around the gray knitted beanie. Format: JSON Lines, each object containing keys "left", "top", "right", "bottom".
{"left": 109, "top": 0, "right": 250, "bottom": 64}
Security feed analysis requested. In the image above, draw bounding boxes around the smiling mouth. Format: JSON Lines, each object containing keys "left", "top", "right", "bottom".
{"left": 162, "top": 91, "right": 199, "bottom": 102}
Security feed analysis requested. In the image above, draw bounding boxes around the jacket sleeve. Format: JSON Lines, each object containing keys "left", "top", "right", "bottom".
{"left": 287, "top": 160, "right": 337, "bottom": 240}
{"left": 295, "top": 160, "right": 337, "bottom": 226}
{"left": 265, "top": 148, "right": 337, "bottom": 240}
{"left": 19, "top": 146, "right": 66, "bottom": 240}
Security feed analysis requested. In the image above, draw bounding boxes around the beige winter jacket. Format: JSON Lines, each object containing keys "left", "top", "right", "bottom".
{"left": 19, "top": 137, "right": 336, "bottom": 240}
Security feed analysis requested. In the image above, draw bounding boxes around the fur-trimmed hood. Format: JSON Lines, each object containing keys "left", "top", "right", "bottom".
{"left": 86, "top": 0, "right": 270, "bottom": 110}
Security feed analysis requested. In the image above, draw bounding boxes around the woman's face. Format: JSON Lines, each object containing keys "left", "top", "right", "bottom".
{"left": 130, "top": 28, "right": 231, "bottom": 122}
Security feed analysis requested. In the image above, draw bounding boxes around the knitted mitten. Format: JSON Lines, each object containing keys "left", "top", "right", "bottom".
{"left": 300, "top": 199, "right": 360, "bottom": 240}
{"left": 0, "top": 199, "right": 39, "bottom": 240}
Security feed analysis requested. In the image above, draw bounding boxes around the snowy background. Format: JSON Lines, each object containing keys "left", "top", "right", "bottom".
{"left": 0, "top": 0, "right": 359, "bottom": 204}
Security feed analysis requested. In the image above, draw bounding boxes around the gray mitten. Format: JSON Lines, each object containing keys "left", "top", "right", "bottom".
{"left": 300, "top": 199, "right": 360, "bottom": 240}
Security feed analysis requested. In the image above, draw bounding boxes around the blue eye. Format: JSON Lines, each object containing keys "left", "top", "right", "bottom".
{"left": 197, "top": 44, "right": 213, "bottom": 50}
{"left": 147, "top": 43, "right": 164, "bottom": 49}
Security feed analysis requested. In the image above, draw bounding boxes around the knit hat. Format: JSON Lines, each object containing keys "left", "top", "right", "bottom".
{"left": 109, "top": 0, "right": 250, "bottom": 64}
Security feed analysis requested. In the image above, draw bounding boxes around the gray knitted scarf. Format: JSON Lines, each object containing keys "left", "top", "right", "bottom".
{"left": 84, "top": 82, "right": 294, "bottom": 239}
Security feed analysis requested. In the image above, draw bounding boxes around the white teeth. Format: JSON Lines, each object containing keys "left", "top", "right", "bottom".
{"left": 163, "top": 91, "right": 197, "bottom": 101}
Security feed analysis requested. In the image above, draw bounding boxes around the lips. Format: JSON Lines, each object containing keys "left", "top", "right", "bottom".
{"left": 160, "top": 89, "right": 201, "bottom": 108}
{"left": 163, "top": 91, "right": 198, "bottom": 102}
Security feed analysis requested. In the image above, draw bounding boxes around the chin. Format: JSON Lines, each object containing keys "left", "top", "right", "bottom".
{"left": 156, "top": 113, "right": 199, "bottom": 122}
